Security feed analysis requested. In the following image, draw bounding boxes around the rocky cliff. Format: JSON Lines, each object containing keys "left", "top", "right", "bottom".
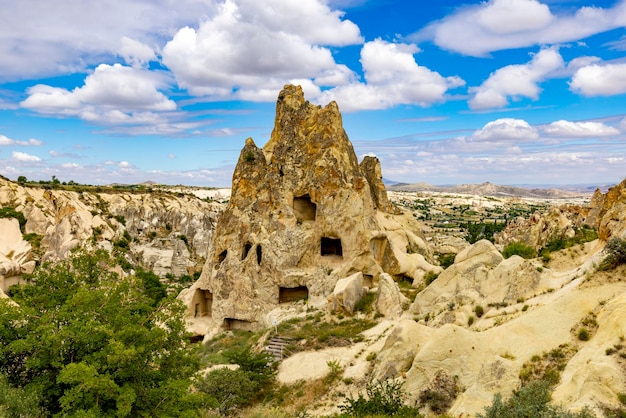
{"left": 0, "top": 178, "right": 222, "bottom": 293}
{"left": 181, "top": 85, "right": 440, "bottom": 336}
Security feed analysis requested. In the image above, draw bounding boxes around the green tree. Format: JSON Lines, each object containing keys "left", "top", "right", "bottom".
{"left": 0, "top": 250, "right": 204, "bottom": 417}
{"left": 17, "top": 175, "right": 27, "bottom": 184}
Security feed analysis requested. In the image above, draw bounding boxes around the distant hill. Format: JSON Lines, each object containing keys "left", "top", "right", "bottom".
{"left": 387, "top": 181, "right": 603, "bottom": 199}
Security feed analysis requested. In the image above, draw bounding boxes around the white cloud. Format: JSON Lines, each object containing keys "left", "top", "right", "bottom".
{"left": 162, "top": 0, "right": 361, "bottom": 98}
{"left": 469, "top": 48, "right": 564, "bottom": 109}
{"left": 21, "top": 64, "right": 178, "bottom": 127}
{"left": 119, "top": 37, "right": 156, "bottom": 67}
{"left": 415, "top": 0, "right": 626, "bottom": 56}
{"left": 0, "top": 135, "right": 44, "bottom": 146}
{"left": 543, "top": 120, "right": 620, "bottom": 137}
{"left": 12, "top": 151, "right": 42, "bottom": 162}
{"left": 472, "top": 118, "right": 539, "bottom": 141}
{"left": 570, "top": 62, "right": 626, "bottom": 96}
{"left": 0, "top": 0, "right": 221, "bottom": 81}
{"left": 168, "top": 153, "right": 176, "bottom": 159}
{"left": 319, "top": 39, "right": 465, "bottom": 111}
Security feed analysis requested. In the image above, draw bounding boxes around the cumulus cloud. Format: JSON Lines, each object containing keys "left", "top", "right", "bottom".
{"left": 543, "top": 120, "right": 620, "bottom": 137}
{"left": 0, "top": 135, "right": 43, "bottom": 146}
{"left": 162, "top": 0, "right": 361, "bottom": 98}
{"left": 0, "top": 0, "right": 221, "bottom": 81}
{"left": 119, "top": 37, "right": 157, "bottom": 67}
{"left": 570, "top": 62, "right": 626, "bottom": 96}
{"left": 415, "top": 0, "right": 626, "bottom": 56}
{"left": 472, "top": 118, "right": 539, "bottom": 141}
{"left": 12, "top": 151, "right": 42, "bottom": 162}
{"left": 469, "top": 48, "right": 564, "bottom": 109}
{"left": 21, "top": 64, "right": 181, "bottom": 129}
{"left": 319, "top": 39, "right": 465, "bottom": 111}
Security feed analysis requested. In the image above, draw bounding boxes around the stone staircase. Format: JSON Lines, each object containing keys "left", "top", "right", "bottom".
{"left": 264, "top": 335, "right": 292, "bottom": 361}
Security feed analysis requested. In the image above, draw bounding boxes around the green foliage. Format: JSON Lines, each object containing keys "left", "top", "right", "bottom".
{"left": 195, "top": 368, "right": 256, "bottom": 415}
{"left": 278, "top": 316, "right": 376, "bottom": 351}
{"left": 577, "top": 328, "right": 590, "bottom": 341}
{"left": 113, "top": 214, "right": 126, "bottom": 226}
{"left": 196, "top": 347, "right": 276, "bottom": 415}
{"left": 475, "top": 305, "right": 485, "bottom": 318}
{"left": 599, "top": 237, "right": 626, "bottom": 271}
{"left": 244, "top": 151, "right": 256, "bottom": 162}
{"left": 437, "top": 253, "right": 456, "bottom": 269}
{"left": 540, "top": 226, "right": 598, "bottom": 261}
{"left": 0, "top": 250, "right": 202, "bottom": 417}
{"left": 0, "top": 373, "right": 45, "bottom": 417}
{"left": 354, "top": 291, "right": 377, "bottom": 314}
{"left": 424, "top": 271, "right": 439, "bottom": 286}
{"left": 135, "top": 268, "right": 168, "bottom": 306}
{"left": 0, "top": 207, "right": 27, "bottom": 232}
{"left": 463, "top": 221, "right": 507, "bottom": 244}
{"left": 17, "top": 175, "right": 27, "bottom": 183}
{"left": 477, "top": 380, "right": 595, "bottom": 418}
{"left": 338, "top": 379, "right": 422, "bottom": 417}
{"left": 225, "top": 346, "right": 276, "bottom": 387}
{"left": 503, "top": 241, "right": 536, "bottom": 259}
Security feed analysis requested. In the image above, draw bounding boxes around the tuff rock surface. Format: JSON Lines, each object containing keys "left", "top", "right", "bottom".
{"left": 181, "top": 85, "right": 439, "bottom": 335}
{"left": 0, "top": 176, "right": 221, "bottom": 290}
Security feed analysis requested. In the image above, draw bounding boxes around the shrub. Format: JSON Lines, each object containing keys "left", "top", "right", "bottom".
{"left": 503, "top": 242, "right": 536, "bottom": 259}
{"left": 577, "top": 328, "right": 590, "bottom": 341}
{"left": 354, "top": 292, "right": 377, "bottom": 314}
{"left": 599, "top": 237, "right": 626, "bottom": 271}
{"left": 438, "top": 253, "right": 456, "bottom": 269}
{"left": 475, "top": 305, "right": 485, "bottom": 318}
{"left": 195, "top": 368, "right": 256, "bottom": 415}
{"left": 338, "top": 379, "right": 422, "bottom": 417}
{"left": 477, "top": 380, "right": 595, "bottom": 418}
{"left": 424, "top": 271, "right": 439, "bottom": 286}
{"left": 419, "top": 371, "right": 461, "bottom": 414}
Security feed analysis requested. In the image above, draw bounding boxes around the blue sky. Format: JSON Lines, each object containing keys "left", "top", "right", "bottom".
{"left": 1, "top": 0, "right": 626, "bottom": 187}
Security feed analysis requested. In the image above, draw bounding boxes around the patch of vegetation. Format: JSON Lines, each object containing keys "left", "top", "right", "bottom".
{"left": 519, "top": 344, "right": 577, "bottom": 386}
{"left": 277, "top": 314, "right": 376, "bottom": 352}
{"left": 539, "top": 225, "right": 598, "bottom": 261}
{"left": 338, "top": 379, "right": 423, "bottom": 417}
{"left": 0, "top": 250, "right": 204, "bottom": 417}
{"left": 418, "top": 370, "right": 462, "bottom": 415}
{"left": 199, "top": 329, "right": 263, "bottom": 365}
{"left": 474, "top": 305, "right": 485, "bottom": 318}
{"left": 354, "top": 291, "right": 377, "bottom": 314}
{"left": 437, "top": 252, "right": 456, "bottom": 269}
{"left": 599, "top": 237, "right": 626, "bottom": 271}
{"left": 195, "top": 347, "right": 276, "bottom": 415}
{"left": 477, "top": 379, "right": 595, "bottom": 418}
{"left": 502, "top": 241, "right": 536, "bottom": 259}
{"left": 0, "top": 207, "right": 27, "bottom": 232}
{"left": 424, "top": 271, "right": 439, "bottom": 286}
{"left": 463, "top": 221, "right": 507, "bottom": 244}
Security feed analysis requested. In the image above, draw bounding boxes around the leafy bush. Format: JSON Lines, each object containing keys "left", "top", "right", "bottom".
{"left": 437, "top": 253, "right": 456, "bottom": 269}
{"left": 338, "top": 379, "right": 422, "bottom": 417}
{"left": 424, "top": 271, "right": 439, "bottom": 286}
{"left": 477, "top": 380, "right": 595, "bottom": 418}
{"left": 502, "top": 242, "right": 536, "bottom": 259}
{"left": 0, "top": 373, "right": 45, "bottom": 417}
{"left": 0, "top": 250, "right": 202, "bottom": 416}
{"left": 195, "top": 368, "right": 256, "bottom": 415}
{"left": 475, "top": 305, "right": 485, "bottom": 318}
{"left": 577, "top": 328, "right": 590, "bottom": 341}
{"left": 599, "top": 237, "right": 626, "bottom": 271}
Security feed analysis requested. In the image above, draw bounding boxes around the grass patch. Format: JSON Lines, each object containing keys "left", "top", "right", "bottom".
{"left": 277, "top": 314, "right": 377, "bottom": 352}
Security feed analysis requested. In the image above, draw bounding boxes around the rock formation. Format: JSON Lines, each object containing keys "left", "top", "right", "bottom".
{"left": 181, "top": 85, "right": 439, "bottom": 335}
{"left": 589, "top": 177, "right": 626, "bottom": 241}
{"left": 0, "top": 177, "right": 221, "bottom": 289}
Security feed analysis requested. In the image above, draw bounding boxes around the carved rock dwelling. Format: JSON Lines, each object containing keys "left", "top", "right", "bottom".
{"left": 182, "top": 85, "right": 439, "bottom": 336}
